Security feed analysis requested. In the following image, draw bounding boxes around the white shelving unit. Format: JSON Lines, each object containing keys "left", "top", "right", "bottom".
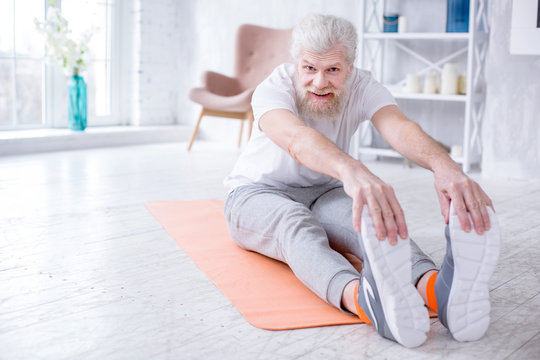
{"left": 355, "top": 0, "right": 489, "bottom": 172}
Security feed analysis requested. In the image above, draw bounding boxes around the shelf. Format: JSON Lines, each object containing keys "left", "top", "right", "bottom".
{"left": 392, "top": 92, "right": 467, "bottom": 102}
{"left": 363, "top": 32, "right": 488, "bottom": 42}
{"left": 384, "top": 85, "right": 467, "bottom": 102}
{"left": 363, "top": 32, "right": 470, "bottom": 40}
{"left": 358, "top": 0, "right": 489, "bottom": 173}
{"left": 393, "top": 92, "right": 467, "bottom": 102}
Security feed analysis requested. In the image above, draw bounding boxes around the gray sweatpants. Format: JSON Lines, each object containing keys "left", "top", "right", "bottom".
{"left": 223, "top": 183, "right": 438, "bottom": 310}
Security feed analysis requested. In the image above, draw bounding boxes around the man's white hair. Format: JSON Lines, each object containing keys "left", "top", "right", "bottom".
{"left": 290, "top": 13, "right": 358, "bottom": 65}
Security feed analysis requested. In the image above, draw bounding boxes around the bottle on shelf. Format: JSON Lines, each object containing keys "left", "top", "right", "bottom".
{"left": 447, "top": 0, "right": 470, "bottom": 32}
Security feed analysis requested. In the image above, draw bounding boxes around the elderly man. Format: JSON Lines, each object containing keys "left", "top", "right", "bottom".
{"left": 223, "top": 14, "right": 500, "bottom": 348}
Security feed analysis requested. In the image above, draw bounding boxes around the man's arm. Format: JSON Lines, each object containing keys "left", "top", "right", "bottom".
{"left": 372, "top": 105, "right": 493, "bottom": 234}
{"left": 259, "top": 108, "right": 408, "bottom": 244}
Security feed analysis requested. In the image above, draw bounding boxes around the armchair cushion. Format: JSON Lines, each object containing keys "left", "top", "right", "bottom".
{"left": 188, "top": 86, "right": 254, "bottom": 113}
{"left": 201, "top": 71, "right": 243, "bottom": 97}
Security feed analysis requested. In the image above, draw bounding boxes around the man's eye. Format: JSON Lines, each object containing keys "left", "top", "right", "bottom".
{"left": 305, "top": 66, "right": 315, "bottom": 71}
{"left": 328, "top": 67, "right": 339, "bottom": 72}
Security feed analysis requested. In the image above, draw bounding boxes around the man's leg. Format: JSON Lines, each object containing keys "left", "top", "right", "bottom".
{"left": 310, "top": 187, "right": 438, "bottom": 290}
{"left": 424, "top": 202, "right": 500, "bottom": 342}
{"left": 402, "top": 202, "right": 500, "bottom": 342}
{"left": 223, "top": 184, "right": 360, "bottom": 308}
{"left": 311, "top": 187, "right": 433, "bottom": 348}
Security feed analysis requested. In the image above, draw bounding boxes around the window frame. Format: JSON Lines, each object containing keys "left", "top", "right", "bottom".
{"left": 1, "top": 0, "right": 122, "bottom": 130}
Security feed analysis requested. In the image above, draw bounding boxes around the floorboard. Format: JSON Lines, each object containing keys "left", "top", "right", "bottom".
{"left": 0, "top": 142, "right": 538, "bottom": 359}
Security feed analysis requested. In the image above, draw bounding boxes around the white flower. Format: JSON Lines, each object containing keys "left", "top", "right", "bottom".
{"left": 34, "top": 6, "right": 93, "bottom": 76}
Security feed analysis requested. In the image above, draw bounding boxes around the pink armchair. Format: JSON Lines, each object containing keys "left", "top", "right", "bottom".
{"left": 187, "top": 24, "right": 292, "bottom": 150}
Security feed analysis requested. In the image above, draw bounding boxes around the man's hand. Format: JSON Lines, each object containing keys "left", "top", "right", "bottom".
{"left": 433, "top": 162, "right": 494, "bottom": 234}
{"left": 372, "top": 105, "right": 494, "bottom": 236}
{"left": 341, "top": 164, "right": 408, "bottom": 245}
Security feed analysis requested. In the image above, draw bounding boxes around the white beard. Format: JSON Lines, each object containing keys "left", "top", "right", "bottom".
{"left": 294, "top": 74, "right": 352, "bottom": 122}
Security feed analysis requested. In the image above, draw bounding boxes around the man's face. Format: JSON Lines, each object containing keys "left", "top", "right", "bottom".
{"left": 295, "top": 44, "right": 353, "bottom": 118}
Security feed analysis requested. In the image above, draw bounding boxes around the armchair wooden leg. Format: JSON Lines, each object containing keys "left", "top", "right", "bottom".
{"left": 187, "top": 109, "right": 205, "bottom": 151}
{"left": 247, "top": 109, "right": 254, "bottom": 140}
{"left": 237, "top": 119, "right": 244, "bottom": 148}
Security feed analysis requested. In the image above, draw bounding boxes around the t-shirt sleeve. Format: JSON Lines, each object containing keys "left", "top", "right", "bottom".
{"left": 251, "top": 64, "right": 296, "bottom": 129}
{"left": 360, "top": 76, "right": 397, "bottom": 120}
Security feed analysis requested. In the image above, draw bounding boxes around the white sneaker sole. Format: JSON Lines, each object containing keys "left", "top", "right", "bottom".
{"left": 446, "top": 203, "right": 500, "bottom": 342}
{"left": 361, "top": 208, "right": 429, "bottom": 348}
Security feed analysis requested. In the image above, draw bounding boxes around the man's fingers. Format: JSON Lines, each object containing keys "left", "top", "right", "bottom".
{"left": 479, "top": 203, "right": 490, "bottom": 232}
{"left": 434, "top": 167, "right": 495, "bottom": 234}
{"left": 477, "top": 188, "right": 493, "bottom": 231}
{"left": 352, "top": 195, "right": 363, "bottom": 232}
{"left": 365, "top": 197, "right": 386, "bottom": 241}
{"left": 463, "top": 184, "right": 488, "bottom": 234}
{"left": 369, "top": 191, "right": 399, "bottom": 245}
{"left": 377, "top": 187, "right": 403, "bottom": 244}
{"left": 347, "top": 179, "right": 407, "bottom": 246}
{"left": 385, "top": 187, "right": 408, "bottom": 240}
{"left": 467, "top": 200, "right": 485, "bottom": 234}
{"left": 436, "top": 191, "right": 451, "bottom": 224}
{"left": 452, "top": 197, "right": 472, "bottom": 233}
{"left": 382, "top": 209, "right": 398, "bottom": 245}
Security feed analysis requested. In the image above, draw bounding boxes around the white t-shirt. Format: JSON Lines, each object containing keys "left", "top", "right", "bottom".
{"left": 224, "top": 63, "right": 396, "bottom": 190}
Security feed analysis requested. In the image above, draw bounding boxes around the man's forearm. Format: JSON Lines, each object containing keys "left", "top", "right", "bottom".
{"left": 287, "top": 124, "right": 367, "bottom": 182}
{"left": 260, "top": 109, "right": 367, "bottom": 183}
{"left": 373, "top": 105, "right": 460, "bottom": 173}
{"left": 393, "top": 120, "right": 459, "bottom": 173}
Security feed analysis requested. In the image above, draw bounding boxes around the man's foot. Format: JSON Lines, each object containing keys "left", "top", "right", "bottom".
{"left": 435, "top": 202, "right": 500, "bottom": 341}
{"left": 355, "top": 207, "right": 429, "bottom": 348}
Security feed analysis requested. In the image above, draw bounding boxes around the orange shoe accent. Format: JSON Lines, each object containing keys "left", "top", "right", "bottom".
{"left": 426, "top": 272, "right": 438, "bottom": 313}
{"left": 354, "top": 281, "right": 372, "bottom": 325}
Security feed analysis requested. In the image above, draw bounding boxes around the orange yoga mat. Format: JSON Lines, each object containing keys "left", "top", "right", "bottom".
{"left": 145, "top": 200, "right": 364, "bottom": 330}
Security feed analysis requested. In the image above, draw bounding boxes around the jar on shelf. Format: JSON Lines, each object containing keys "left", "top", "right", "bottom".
{"left": 446, "top": 0, "right": 470, "bottom": 32}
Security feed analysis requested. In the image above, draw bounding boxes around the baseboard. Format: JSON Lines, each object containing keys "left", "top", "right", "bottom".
{"left": 0, "top": 125, "right": 192, "bottom": 156}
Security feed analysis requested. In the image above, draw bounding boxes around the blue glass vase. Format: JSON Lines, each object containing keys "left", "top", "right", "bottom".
{"left": 68, "top": 75, "right": 87, "bottom": 131}
{"left": 446, "top": 0, "right": 470, "bottom": 32}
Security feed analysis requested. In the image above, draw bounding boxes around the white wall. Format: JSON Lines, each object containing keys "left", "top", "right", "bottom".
{"left": 481, "top": 0, "right": 540, "bottom": 179}
{"left": 132, "top": 0, "right": 540, "bottom": 179}
{"left": 129, "top": 0, "right": 182, "bottom": 126}
{"left": 176, "top": 0, "right": 363, "bottom": 144}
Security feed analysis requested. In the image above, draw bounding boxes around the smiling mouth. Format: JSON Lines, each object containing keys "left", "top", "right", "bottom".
{"left": 309, "top": 91, "right": 333, "bottom": 99}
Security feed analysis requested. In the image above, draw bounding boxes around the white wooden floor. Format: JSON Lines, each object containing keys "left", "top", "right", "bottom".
{"left": 1, "top": 142, "right": 539, "bottom": 360}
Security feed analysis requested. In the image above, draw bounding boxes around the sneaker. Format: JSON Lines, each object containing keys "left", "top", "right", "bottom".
{"left": 435, "top": 202, "right": 500, "bottom": 342}
{"left": 356, "top": 206, "right": 430, "bottom": 348}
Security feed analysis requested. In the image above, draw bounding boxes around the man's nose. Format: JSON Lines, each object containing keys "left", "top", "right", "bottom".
{"left": 313, "top": 72, "right": 328, "bottom": 89}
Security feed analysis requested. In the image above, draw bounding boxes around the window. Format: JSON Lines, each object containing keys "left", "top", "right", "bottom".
{"left": 62, "top": 0, "right": 115, "bottom": 124}
{"left": 0, "top": 0, "right": 45, "bottom": 129}
{"left": 0, "top": 0, "right": 117, "bottom": 130}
